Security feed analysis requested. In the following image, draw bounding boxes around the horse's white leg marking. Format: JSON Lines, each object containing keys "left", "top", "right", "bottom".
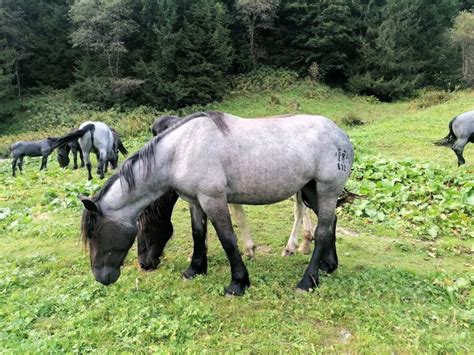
{"left": 282, "top": 196, "right": 304, "bottom": 257}
{"left": 229, "top": 204, "right": 255, "bottom": 259}
{"left": 298, "top": 206, "right": 314, "bottom": 254}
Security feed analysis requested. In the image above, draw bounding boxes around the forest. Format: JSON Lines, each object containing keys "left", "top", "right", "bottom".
{"left": 1, "top": 0, "right": 474, "bottom": 116}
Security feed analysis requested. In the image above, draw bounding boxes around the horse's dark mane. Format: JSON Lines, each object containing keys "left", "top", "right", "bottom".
{"left": 81, "top": 208, "right": 97, "bottom": 247}
{"left": 94, "top": 111, "right": 228, "bottom": 200}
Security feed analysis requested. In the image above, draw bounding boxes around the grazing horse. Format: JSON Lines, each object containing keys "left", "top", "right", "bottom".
{"left": 435, "top": 111, "right": 474, "bottom": 166}
{"left": 80, "top": 112, "right": 354, "bottom": 296}
{"left": 11, "top": 137, "right": 61, "bottom": 176}
{"left": 55, "top": 121, "right": 116, "bottom": 180}
{"left": 57, "top": 129, "right": 85, "bottom": 170}
{"left": 57, "top": 127, "right": 127, "bottom": 170}
{"left": 144, "top": 115, "right": 314, "bottom": 262}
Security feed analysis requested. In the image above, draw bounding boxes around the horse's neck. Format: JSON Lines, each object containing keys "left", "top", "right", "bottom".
{"left": 99, "top": 141, "right": 173, "bottom": 223}
{"left": 100, "top": 177, "right": 166, "bottom": 224}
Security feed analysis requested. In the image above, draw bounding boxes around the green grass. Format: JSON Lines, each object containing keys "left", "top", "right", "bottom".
{"left": 0, "top": 85, "right": 472, "bottom": 352}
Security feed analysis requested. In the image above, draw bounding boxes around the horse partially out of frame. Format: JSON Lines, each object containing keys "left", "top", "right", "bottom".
{"left": 80, "top": 111, "right": 354, "bottom": 296}
{"left": 435, "top": 110, "right": 474, "bottom": 166}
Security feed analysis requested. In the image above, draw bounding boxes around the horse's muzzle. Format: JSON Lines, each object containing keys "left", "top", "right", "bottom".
{"left": 92, "top": 266, "right": 121, "bottom": 285}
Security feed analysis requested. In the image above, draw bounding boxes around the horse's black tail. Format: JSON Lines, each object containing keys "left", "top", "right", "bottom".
{"left": 434, "top": 117, "right": 457, "bottom": 147}
{"left": 51, "top": 124, "right": 95, "bottom": 150}
{"left": 117, "top": 138, "right": 128, "bottom": 156}
{"left": 337, "top": 189, "right": 363, "bottom": 207}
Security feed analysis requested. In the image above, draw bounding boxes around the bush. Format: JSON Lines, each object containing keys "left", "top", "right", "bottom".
{"left": 347, "top": 73, "right": 417, "bottom": 101}
{"left": 341, "top": 112, "right": 365, "bottom": 126}
{"left": 71, "top": 76, "right": 142, "bottom": 109}
{"left": 231, "top": 67, "right": 299, "bottom": 95}
{"left": 411, "top": 89, "right": 452, "bottom": 109}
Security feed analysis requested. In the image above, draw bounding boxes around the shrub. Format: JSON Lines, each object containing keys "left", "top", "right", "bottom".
{"left": 347, "top": 73, "right": 417, "bottom": 101}
{"left": 411, "top": 89, "right": 452, "bottom": 109}
{"left": 341, "top": 112, "right": 365, "bottom": 126}
{"left": 231, "top": 67, "right": 299, "bottom": 95}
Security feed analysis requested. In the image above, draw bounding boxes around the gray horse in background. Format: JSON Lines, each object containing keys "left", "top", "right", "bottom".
{"left": 11, "top": 137, "right": 61, "bottom": 176}
{"left": 435, "top": 110, "right": 474, "bottom": 166}
{"left": 57, "top": 127, "right": 127, "bottom": 171}
{"left": 80, "top": 111, "right": 354, "bottom": 296}
{"left": 55, "top": 121, "right": 116, "bottom": 180}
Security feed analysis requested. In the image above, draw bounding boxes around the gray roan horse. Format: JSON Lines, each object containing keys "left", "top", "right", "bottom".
{"left": 57, "top": 127, "right": 127, "bottom": 171}
{"left": 435, "top": 110, "right": 474, "bottom": 166}
{"left": 11, "top": 137, "right": 62, "bottom": 176}
{"left": 149, "top": 115, "right": 315, "bottom": 260}
{"left": 80, "top": 112, "right": 354, "bottom": 296}
{"left": 55, "top": 121, "right": 117, "bottom": 180}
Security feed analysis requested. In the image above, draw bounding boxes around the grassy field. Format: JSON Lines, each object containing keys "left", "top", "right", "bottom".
{"left": 0, "top": 85, "right": 472, "bottom": 352}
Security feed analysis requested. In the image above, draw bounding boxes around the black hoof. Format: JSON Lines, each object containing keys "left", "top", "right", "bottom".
{"left": 320, "top": 259, "right": 338, "bottom": 274}
{"left": 139, "top": 259, "right": 160, "bottom": 271}
{"left": 224, "top": 283, "right": 246, "bottom": 296}
{"left": 182, "top": 267, "right": 205, "bottom": 279}
{"left": 296, "top": 273, "right": 319, "bottom": 291}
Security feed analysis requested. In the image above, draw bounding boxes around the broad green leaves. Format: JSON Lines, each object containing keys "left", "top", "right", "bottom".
{"left": 345, "top": 158, "right": 474, "bottom": 240}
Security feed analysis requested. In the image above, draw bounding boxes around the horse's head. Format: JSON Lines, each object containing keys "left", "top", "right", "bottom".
{"left": 80, "top": 196, "right": 138, "bottom": 285}
{"left": 57, "top": 145, "right": 70, "bottom": 168}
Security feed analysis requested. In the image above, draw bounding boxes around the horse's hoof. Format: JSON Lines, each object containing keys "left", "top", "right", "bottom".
{"left": 182, "top": 267, "right": 205, "bottom": 280}
{"left": 298, "top": 244, "right": 311, "bottom": 254}
{"left": 244, "top": 247, "right": 255, "bottom": 260}
{"left": 295, "top": 287, "right": 313, "bottom": 294}
{"left": 224, "top": 283, "right": 246, "bottom": 297}
{"left": 282, "top": 248, "right": 294, "bottom": 257}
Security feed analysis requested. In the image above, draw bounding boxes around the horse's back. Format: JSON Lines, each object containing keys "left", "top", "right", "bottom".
{"left": 170, "top": 113, "right": 353, "bottom": 204}
{"left": 453, "top": 111, "right": 474, "bottom": 138}
{"left": 79, "top": 121, "right": 114, "bottom": 153}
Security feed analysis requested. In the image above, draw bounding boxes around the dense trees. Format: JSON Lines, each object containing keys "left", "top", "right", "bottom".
{"left": 0, "top": 0, "right": 472, "bottom": 109}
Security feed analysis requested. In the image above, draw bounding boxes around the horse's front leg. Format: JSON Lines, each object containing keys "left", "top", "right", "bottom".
{"left": 183, "top": 204, "right": 208, "bottom": 279}
{"left": 199, "top": 194, "right": 250, "bottom": 296}
{"left": 229, "top": 204, "right": 255, "bottom": 259}
{"left": 137, "top": 191, "right": 179, "bottom": 271}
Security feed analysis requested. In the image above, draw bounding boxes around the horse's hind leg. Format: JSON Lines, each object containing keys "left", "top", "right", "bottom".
{"left": 98, "top": 150, "right": 107, "bottom": 179}
{"left": 40, "top": 155, "right": 48, "bottom": 170}
{"left": 298, "top": 204, "right": 314, "bottom": 255}
{"left": 229, "top": 204, "right": 255, "bottom": 259}
{"left": 282, "top": 194, "right": 305, "bottom": 256}
{"left": 18, "top": 156, "right": 24, "bottom": 173}
{"left": 183, "top": 204, "right": 209, "bottom": 279}
{"left": 452, "top": 138, "right": 468, "bottom": 166}
{"left": 83, "top": 151, "right": 93, "bottom": 180}
{"left": 296, "top": 181, "right": 339, "bottom": 291}
{"left": 12, "top": 157, "right": 18, "bottom": 177}
{"left": 199, "top": 194, "right": 250, "bottom": 296}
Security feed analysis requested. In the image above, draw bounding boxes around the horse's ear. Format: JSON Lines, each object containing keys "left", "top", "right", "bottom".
{"left": 79, "top": 196, "right": 98, "bottom": 213}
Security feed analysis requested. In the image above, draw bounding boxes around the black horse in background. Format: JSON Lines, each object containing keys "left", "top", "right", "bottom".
{"left": 11, "top": 137, "right": 62, "bottom": 176}
{"left": 57, "top": 127, "right": 128, "bottom": 170}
